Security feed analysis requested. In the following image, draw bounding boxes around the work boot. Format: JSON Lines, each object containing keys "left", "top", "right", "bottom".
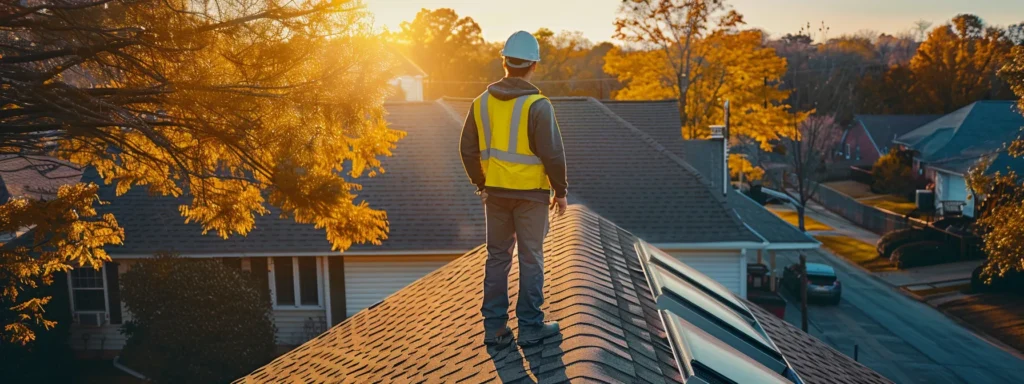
{"left": 517, "top": 321, "right": 559, "bottom": 347}
{"left": 483, "top": 326, "right": 514, "bottom": 347}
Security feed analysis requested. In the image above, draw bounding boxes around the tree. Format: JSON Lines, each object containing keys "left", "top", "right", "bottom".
{"left": 531, "top": 29, "right": 597, "bottom": 96}
{"left": 119, "top": 254, "right": 276, "bottom": 383}
{"left": 1, "top": 0, "right": 402, "bottom": 345}
{"left": 774, "top": 116, "right": 843, "bottom": 231}
{"left": 390, "top": 8, "right": 491, "bottom": 98}
{"left": 607, "top": 1, "right": 803, "bottom": 168}
{"left": 967, "top": 45, "right": 1024, "bottom": 281}
{"left": 908, "top": 14, "right": 1014, "bottom": 113}
{"left": 871, "top": 148, "right": 918, "bottom": 197}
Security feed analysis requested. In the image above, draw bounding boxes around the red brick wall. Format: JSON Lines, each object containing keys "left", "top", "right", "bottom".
{"left": 836, "top": 124, "right": 880, "bottom": 166}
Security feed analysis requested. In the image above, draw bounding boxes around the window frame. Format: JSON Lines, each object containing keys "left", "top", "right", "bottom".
{"left": 268, "top": 256, "right": 324, "bottom": 310}
{"left": 67, "top": 265, "right": 110, "bottom": 324}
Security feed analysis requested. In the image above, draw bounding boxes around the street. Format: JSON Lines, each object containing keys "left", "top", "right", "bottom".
{"left": 762, "top": 206, "right": 1024, "bottom": 383}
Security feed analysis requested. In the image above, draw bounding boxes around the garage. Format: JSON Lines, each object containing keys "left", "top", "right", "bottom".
{"left": 668, "top": 250, "right": 746, "bottom": 296}
{"left": 343, "top": 255, "right": 459, "bottom": 317}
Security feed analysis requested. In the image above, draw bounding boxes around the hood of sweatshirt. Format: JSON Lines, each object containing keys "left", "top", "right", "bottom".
{"left": 486, "top": 77, "right": 540, "bottom": 101}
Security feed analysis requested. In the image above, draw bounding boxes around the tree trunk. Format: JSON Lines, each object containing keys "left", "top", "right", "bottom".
{"left": 678, "top": 73, "right": 689, "bottom": 133}
{"left": 797, "top": 205, "right": 806, "bottom": 232}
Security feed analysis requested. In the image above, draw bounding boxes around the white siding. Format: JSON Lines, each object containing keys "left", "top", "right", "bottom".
{"left": 70, "top": 261, "right": 134, "bottom": 351}
{"left": 935, "top": 171, "right": 974, "bottom": 217}
{"left": 273, "top": 309, "right": 328, "bottom": 346}
{"left": 667, "top": 251, "right": 745, "bottom": 296}
{"left": 344, "top": 256, "right": 457, "bottom": 317}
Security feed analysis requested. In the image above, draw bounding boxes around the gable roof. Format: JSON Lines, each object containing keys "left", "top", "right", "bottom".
{"left": 236, "top": 206, "right": 889, "bottom": 384}
{"left": 444, "top": 96, "right": 759, "bottom": 244}
{"left": 852, "top": 114, "right": 941, "bottom": 153}
{"left": 89, "top": 102, "right": 482, "bottom": 255}
{"left": 895, "top": 101, "right": 1024, "bottom": 163}
{"left": 89, "top": 96, "right": 759, "bottom": 256}
{"left": 596, "top": 101, "right": 815, "bottom": 247}
{"left": 0, "top": 155, "right": 82, "bottom": 201}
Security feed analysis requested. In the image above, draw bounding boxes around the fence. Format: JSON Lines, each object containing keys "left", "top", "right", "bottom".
{"left": 813, "top": 183, "right": 921, "bottom": 235}
{"left": 849, "top": 165, "right": 874, "bottom": 186}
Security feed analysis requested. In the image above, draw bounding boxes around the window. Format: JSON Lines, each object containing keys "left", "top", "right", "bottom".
{"left": 70, "top": 267, "right": 106, "bottom": 312}
{"left": 855, "top": 145, "right": 861, "bottom": 161}
{"left": 845, "top": 144, "right": 851, "bottom": 159}
{"left": 270, "top": 257, "right": 323, "bottom": 308}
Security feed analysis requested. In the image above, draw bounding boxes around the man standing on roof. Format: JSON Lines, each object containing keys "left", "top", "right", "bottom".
{"left": 460, "top": 30, "right": 568, "bottom": 348}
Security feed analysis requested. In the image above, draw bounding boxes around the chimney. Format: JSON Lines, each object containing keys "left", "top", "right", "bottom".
{"left": 710, "top": 125, "right": 728, "bottom": 196}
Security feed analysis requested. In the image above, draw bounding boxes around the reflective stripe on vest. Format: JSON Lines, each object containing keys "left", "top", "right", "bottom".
{"left": 473, "top": 91, "right": 550, "bottom": 190}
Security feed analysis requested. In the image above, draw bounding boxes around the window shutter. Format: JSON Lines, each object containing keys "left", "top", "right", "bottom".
{"left": 250, "top": 257, "right": 271, "bottom": 303}
{"left": 104, "top": 262, "right": 122, "bottom": 324}
{"left": 328, "top": 257, "right": 346, "bottom": 325}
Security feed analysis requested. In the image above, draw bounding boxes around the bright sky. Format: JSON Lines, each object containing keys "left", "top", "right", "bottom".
{"left": 365, "top": 0, "right": 1024, "bottom": 42}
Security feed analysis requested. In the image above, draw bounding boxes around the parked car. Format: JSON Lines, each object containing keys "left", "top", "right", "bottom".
{"left": 783, "top": 262, "right": 841, "bottom": 305}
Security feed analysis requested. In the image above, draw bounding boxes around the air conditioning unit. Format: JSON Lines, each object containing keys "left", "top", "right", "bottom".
{"left": 76, "top": 313, "right": 106, "bottom": 327}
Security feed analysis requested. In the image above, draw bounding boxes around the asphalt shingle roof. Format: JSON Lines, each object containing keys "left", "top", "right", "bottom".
{"left": 235, "top": 206, "right": 888, "bottom": 384}
{"left": 895, "top": 101, "right": 1024, "bottom": 163}
{"left": 853, "top": 114, "right": 941, "bottom": 153}
{"left": 597, "top": 101, "right": 814, "bottom": 246}
{"left": 0, "top": 155, "right": 82, "bottom": 201}
{"left": 445, "top": 96, "right": 759, "bottom": 244}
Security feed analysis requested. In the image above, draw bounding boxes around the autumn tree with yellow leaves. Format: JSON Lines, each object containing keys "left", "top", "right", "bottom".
{"left": 606, "top": 0, "right": 806, "bottom": 181}
{"left": 0, "top": 0, "right": 403, "bottom": 345}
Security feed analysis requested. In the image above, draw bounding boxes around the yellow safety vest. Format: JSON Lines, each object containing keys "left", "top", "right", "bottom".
{"left": 472, "top": 92, "right": 551, "bottom": 191}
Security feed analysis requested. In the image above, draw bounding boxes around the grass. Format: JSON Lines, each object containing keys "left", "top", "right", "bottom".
{"left": 815, "top": 235, "right": 898, "bottom": 272}
{"left": 859, "top": 195, "right": 918, "bottom": 216}
{"left": 767, "top": 207, "right": 833, "bottom": 231}
{"left": 823, "top": 180, "right": 875, "bottom": 199}
{"left": 939, "top": 293, "right": 1024, "bottom": 354}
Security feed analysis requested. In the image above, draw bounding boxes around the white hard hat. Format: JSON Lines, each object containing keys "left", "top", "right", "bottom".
{"left": 501, "top": 31, "right": 540, "bottom": 67}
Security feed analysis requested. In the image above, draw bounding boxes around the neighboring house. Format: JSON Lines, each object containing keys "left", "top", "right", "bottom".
{"left": 0, "top": 155, "right": 82, "bottom": 241}
{"left": 836, "top": 114, "right": 941, "bottom": 166}
{"left": 62, "top": 96, "right": 809, "bottom": 353}
{"left": 387, "top": 53, "right": 427, "bottom": 102}
{"left": 236, "top": 207, "right": 890, "bottom": 384}
{"left": 895, "top": 101, "right": 1024, "bottom": 217}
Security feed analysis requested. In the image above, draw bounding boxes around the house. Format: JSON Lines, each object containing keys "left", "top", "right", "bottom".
{"left": 836, "top": 114, "right": 941, "bottom": 166}
{"left": 895, "top": 101, "right": 1024, "bottom": 217}
{"left": 0, "top": 155, "right": 82, "bottom": 241}
{"left": 235, "top": 206, "right": 890, "bottom": 384}
{"left": 61, "top": 96, "right": 813, "bottom": 353}
{"left": 387, "top": 52, "right": 427, "bottom": 102}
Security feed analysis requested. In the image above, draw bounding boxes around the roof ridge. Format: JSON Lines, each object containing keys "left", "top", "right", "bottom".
{"left": 435, "top": 98, "right": 466, "bottom": 127}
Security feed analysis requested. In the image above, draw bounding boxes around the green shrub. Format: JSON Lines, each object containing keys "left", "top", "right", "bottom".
{"left": 876, "top": 229, "right": 933, "bottom": 259}
{"left": 120, "top": 254, "right": 276, "bottom": 383}
{"left": 890, "top": 241, "right": 954, "bottom": 269}
{"left": 971, "top": 263, "right": 1024, "bottom": 294}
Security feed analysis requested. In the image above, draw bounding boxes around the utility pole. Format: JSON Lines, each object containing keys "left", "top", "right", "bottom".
{"left": 800, "top": 254, "right": 809, "bottom": 332}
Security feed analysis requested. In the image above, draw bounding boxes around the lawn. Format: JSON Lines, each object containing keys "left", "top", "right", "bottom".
{"left": 823, "top": 180, "right": 875, "bottom": 199}
{"left": 815, "top": 235, "right": 898, "bottom": 272}
{"left": 767, "top": 207, "right": 833, "bottom": 231}
{"left": 939, "top": 293, "right": 1024, "bottom": 354}
{"left": 859, "top": 195, "right": 918, "bottom": 216}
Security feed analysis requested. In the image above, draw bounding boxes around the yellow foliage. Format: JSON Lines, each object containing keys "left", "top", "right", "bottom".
{"left": 605, "top": 29, "right": 805, "bottom": 150}
{"left": 728, "top": 154, "right": 764, "bottom": 182}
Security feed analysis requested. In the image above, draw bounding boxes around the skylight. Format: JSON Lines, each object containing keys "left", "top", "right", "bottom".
{"left": 663, "top": 311, "right": 793, "bottom": 384}
{"left": 642, "top": 241, "right": 750, "bottom": 315}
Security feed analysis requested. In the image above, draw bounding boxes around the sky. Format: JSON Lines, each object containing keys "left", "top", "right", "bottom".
{"left": 365, "top": 0, "right": 1024, "bottom": 43}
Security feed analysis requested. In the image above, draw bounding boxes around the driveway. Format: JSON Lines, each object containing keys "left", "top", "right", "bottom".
{"left": 766, "top": 248, "right": 1024, "bottom": 384}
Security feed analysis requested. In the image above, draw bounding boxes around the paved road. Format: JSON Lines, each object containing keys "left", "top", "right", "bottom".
{"left": 761, "top": 206, "right": 1024, "bottom": 384}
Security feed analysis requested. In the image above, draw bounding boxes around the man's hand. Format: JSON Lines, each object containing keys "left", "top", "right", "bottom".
{"left": 478, "top": 190, "right": 488, "bottom": 204}
{"left": 550, "top": 196, "right": 567, "bottom": 217}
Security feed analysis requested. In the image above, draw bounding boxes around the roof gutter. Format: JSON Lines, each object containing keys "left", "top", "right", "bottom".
{"left": 107, "top": 249, "right": 470, "bottom": 259}
{"left": 652, "top": 241, "right": 768, "bottom": 251}
{"left": 760, "top": 187, "right": 801, "bottom": 209}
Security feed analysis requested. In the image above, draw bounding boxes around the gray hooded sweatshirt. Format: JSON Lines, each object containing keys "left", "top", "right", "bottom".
{"left": 459, "top": 77, "right": 568, "bottom": 203}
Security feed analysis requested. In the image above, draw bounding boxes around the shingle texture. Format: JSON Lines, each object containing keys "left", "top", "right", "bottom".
{"left": 598, "top": 101, "right": 814, "bottom": 245}
{"left": 0, "top": 155, "right": 81, "bottom": 201}
{"left": 896, "top": 101, "right": 1024, "bottom": 163}
{"left": 236, "top": 206, "right": 888, "bottom": 384}
{"left": 90, "top": 102, "right": 483, "bottom": 255}
{"left": 853, "top": 114, "right": 941, "bottom": 153}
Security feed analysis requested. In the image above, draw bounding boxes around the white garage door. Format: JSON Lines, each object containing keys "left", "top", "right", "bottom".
{"left": 670, "top": 252, "right": 744, "bottom": 296}
{"left": 344, "top": 256, "right": 457, "bottom": 317}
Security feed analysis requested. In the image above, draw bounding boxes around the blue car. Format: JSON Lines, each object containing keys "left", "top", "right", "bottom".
{"left": 783, "top": 262, "right": 842, "bottom": 305}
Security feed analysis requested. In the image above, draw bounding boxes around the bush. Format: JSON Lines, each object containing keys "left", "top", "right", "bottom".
{"left": 0, "top": 272, "right": 74, "bottom": 382}
{"left": 890, "top": 241, "right": 955, "bottom": 269}
{"left": 120, "top": 254, "right": 276, "bottom": 383}
{"left": 877, "top": 229, "right": 933, "bottom": 259}
{"left": 871, "top": 150, "right": 917, "bottom": 196}
{"left": 971, "top": 263, "right": 1024, "bottom": 294}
